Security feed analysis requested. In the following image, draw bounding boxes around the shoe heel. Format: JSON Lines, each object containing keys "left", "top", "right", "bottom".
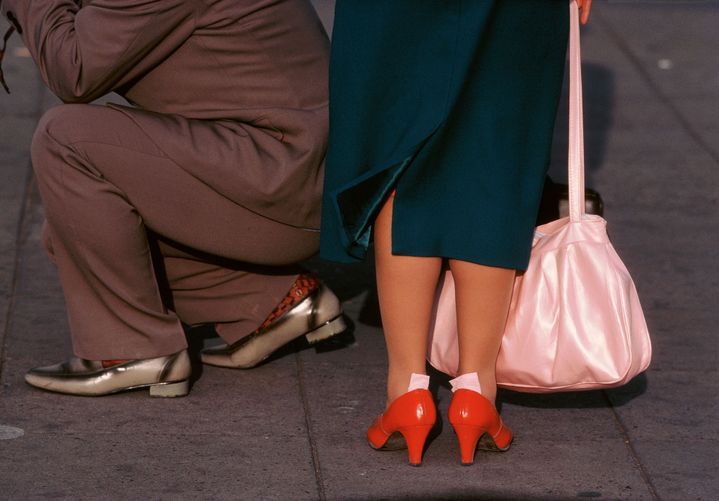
{"left": 149, "top": 380, "right": 189, "bottom": 398}
{"left": 305, "top": 315, "right": 347, "bottom": 344}
{"left": 398, "top": 424, "right": 433, "bottom": 466}
{"left": 452, "top": 423, "right": 484, "bottom": 465}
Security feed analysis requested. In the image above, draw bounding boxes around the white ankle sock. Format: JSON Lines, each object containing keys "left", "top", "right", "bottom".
{"left": 407, "top": 373, "right": 430, "bottom": 391}
{"left": 449, "top": 372, "right": 482, "bottom": 394}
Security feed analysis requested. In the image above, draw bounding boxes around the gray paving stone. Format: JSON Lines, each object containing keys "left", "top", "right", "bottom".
{"left": 640, "top": 310, "right": 716, "bottom": 371}
{"left": 593, "top": 4, "right": 719, "bottom": 165}
{"left": 595, "top": 3, "right": 719, "bottom": 98}
{"left": 1, "top": 38, "right": 55, "bottom": 372}
{"left": 310, "top": 0, "right": 335, "bottom": 37}
{"left": 1, "top": 1, "right": 717, "bottom": 500}
{"left": 297, "top": 362, "right": 652, "bottom": 500}
{"left": 0, "top": 35, "right": 47, "bottom": 116}
{"left": 671, "top": 96, "right": 719, "bottom": 138}
{"left": 629, "top": 438, "right": 718, "bottom": 501}
{"left": 607, "top": 370, "right": 719, "bottom": 443}
{"left": 0, "top": 431, "right": 318, "bottom": 500}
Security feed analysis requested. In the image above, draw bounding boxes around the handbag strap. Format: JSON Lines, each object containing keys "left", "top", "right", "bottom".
{"left": 568, "top": 0, "right": 586, "bottom": 222}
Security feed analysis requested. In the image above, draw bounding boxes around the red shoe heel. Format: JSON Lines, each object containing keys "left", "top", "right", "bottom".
{"left": 451, "top": 423, "right": 485, "bottom": 465}
{"left": 367, "top": 389, "right": 437, "bottom": 466}
{"left": 448, "top": 389, "right": 513, "bottom": 465}
{"left": 398, "top": 424, "right": 434, "bottom": 466}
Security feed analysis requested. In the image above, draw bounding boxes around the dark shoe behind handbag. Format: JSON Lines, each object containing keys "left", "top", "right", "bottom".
{"left": 536, "top": 175, "right": 604, "bottom": 225}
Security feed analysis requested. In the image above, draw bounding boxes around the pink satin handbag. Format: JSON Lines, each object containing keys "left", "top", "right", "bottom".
{"left": 427, "top": 1, "right": 652, "bottom": 393}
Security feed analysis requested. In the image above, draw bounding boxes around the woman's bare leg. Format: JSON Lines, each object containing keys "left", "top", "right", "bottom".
{"left": 449, "top": 259, "right": 515, "bottom": 404}
{"left": 374, "top": 195, "right": 442, "bottom": 405}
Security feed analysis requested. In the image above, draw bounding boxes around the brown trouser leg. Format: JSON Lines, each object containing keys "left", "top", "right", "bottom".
{"left": 31, "top": 104, "right": 319, "bottom": 360}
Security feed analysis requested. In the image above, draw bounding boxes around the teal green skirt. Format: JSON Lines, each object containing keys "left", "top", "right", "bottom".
{"left": 320, "top": 0, "right": 569, "bottom": 270}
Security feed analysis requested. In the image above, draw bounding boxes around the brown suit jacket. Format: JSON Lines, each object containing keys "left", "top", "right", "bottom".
{"left": 2, "top": 0, "right": 330, "bottom": 230}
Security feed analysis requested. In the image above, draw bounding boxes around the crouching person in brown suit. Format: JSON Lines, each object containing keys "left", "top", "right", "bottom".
{"left": 1, "top": 0, "right": 345, "bottom": 396}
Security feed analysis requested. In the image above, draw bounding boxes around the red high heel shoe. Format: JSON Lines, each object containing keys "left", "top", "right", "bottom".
{"left": 367, "top": 389, "right": 436, "bottom": 466}
{"left": 448, "top": 389, "right": 513, "bottom": 465}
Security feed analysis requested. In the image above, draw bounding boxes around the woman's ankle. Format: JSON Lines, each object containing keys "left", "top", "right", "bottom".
{"left": 386, "top": 371, "right": 429, "bottom": 407}
{"left": 451, "top": 371, "right": 497, "bottom": 404}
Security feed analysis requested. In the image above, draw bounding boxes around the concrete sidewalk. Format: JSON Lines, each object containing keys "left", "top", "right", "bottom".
{"left": 1, "top": 2, "right": 717, "bottom": 499}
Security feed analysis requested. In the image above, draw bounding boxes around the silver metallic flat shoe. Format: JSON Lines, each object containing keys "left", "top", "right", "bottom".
{"left": 201, "top": 283, "right": 346, "bottom": 369}
{"left": 24, "top": 350, "right": 191, "bottom": 397}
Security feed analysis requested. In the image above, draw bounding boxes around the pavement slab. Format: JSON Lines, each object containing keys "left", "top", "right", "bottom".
{"left": 299, "top": 359, "right": 651, "bottom": 501}
{"left": 0, "top": 35, "right": 47, "bottom": 382}
{"left": 1, "top": 1, "right": 717, "bottom": 500}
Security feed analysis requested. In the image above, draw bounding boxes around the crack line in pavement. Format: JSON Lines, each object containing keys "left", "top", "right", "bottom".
{"left": 595, "top": 10, "right": 719, "bottom": 167}
{"left": 0, "top": 79, "right": 47, "bottom": 390}
{"left": 0, "top": 165, "right": 35, "bottom": 390}
{"left": 295, "top": 352, "right": 327, "bottom": 501}
{"left": 603, "top": 391, "right": 661, "bottom": 501}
